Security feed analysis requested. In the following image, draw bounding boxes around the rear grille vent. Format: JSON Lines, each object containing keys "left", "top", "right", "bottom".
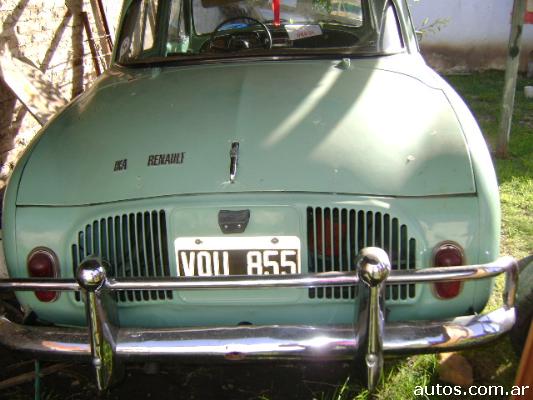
{"left": 306, "top": 207, "right": 416, "bottom": 301}
{"left": 72, "top": 210, "right": 173, "bottom": 302}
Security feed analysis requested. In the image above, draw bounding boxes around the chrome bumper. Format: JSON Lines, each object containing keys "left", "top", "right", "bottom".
{"left": 0, "top": 249, "right": 518, "bottom": 392}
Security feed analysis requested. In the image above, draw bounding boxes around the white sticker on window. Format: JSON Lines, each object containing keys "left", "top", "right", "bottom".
{"left": 285, "top": 24, "right": 323, "bottom": 41}
{"left": 119, "top": 37, "right": 131, "bottom": 59}
{"left": 281, "top": 0, "right": 298, "bottom": 8}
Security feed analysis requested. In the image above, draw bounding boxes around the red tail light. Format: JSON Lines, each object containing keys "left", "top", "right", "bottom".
{"left": 433, "top": 243, "right": 464, "bottom": 299}
{"left": 27, "top": 248, "right": 59, "bottom": 302}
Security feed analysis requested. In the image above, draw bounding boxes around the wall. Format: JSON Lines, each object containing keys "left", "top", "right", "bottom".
{"left": 408, "top": 0, "right": 533, "bottom": 72}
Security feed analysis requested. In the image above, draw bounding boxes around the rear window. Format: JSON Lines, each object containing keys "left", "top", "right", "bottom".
{"left": 116, "top": 0, "right": 404, "bottom": 64}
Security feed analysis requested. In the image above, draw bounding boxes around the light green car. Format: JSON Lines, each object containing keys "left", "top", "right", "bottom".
{"left": 0, "top": 0, "right": 518, "bottom": 392}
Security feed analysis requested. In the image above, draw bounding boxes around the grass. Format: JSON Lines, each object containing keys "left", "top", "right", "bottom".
{"left": 313, "top": 71, "right": 532, "bottom": 400}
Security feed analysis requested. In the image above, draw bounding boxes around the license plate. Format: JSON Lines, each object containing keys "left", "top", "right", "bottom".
{"left": 174, "top": 236, "right": 301, "bottom": 277}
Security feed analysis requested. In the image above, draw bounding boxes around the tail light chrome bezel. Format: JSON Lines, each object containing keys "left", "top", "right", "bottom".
{"left": 432, "top": 241, "right": 465, "bottom": 300}
{"left": 27, "top": 247, "right": 60, "bottom": 302}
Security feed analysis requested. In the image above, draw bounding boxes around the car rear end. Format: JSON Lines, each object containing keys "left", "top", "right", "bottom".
{"left": 0, "top": 0, "right": 518, "bottom": 392}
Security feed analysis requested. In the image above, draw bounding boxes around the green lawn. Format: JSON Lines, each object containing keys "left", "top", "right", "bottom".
{"left": 321, "top": 71, "right": 533, "bottom": 400}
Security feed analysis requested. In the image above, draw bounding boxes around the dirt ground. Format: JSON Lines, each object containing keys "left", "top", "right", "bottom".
{"left": 0, "top": 345, "right": 364, "bottom": 399}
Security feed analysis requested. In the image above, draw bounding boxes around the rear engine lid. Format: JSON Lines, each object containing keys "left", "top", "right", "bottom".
{"left": 17, "top": 59, "right": 475, "bottom": 206}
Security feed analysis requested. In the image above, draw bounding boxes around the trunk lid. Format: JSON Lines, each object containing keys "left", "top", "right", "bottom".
{"left": 17, "top": 57, "right": 475, "bottom": 205}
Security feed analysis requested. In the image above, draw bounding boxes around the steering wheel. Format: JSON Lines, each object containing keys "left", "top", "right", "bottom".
{"left": 204, "top": 16, "right": 272, "bottom": 52}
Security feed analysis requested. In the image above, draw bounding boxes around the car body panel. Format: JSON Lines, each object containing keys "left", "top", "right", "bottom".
{"left": 12, "top": 192, "right": 491, "bottom": 327}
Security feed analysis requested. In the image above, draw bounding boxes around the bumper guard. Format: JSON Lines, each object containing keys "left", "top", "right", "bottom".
{"left": 0, "top": 248, "right": 518, "bottom": 392}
